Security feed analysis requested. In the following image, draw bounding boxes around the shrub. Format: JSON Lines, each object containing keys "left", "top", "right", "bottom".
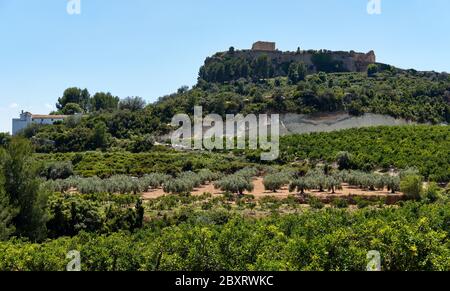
{"left": 197, "top": 169, "right": 219, "bottom": 184}
{"left": 353, "top": 197, "right": 371, "bottom": 209}
{"left": 367, "top": 64, "right": 378, "bottom": 77}
{"left": 40, "top": 161, "right": 74, "bottom": 180}
{"left": 421, "top": 182, "right": 443, "bottom": 203}
{"left": 336, "top": 151, "right": 354, "bottom": 170}
{"left": 263, "top": 173, "right": 289, "bottom": 192}
{"left": 400, "top": 175, "right": 423, "bottom": 200}
{"left": 331, "top": 198, "right": 349, "bottom": 209}
{"left": 308, "top": 196, "right": 324, "bottom": 209}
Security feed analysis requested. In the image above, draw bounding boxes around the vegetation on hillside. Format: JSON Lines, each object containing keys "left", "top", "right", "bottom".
{"left": 8, "top": 59, "right": 450, "bottom": 154}
{"left": 1, "top": 49, "right": 449, "bottom": 271}
{"left": 275, "top": 125, "right": 450, "bottom": 182}
{"left": 1, "top": 201, "right": 449, "bottom": 271}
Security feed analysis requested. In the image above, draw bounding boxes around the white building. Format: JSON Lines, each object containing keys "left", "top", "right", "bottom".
{"left": 12, "top": 111, "right": 68, "bottom": 135}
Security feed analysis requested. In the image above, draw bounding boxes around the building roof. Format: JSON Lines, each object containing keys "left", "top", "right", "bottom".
{"left": 31, "top": 114, "right": 68, "bottom": 119}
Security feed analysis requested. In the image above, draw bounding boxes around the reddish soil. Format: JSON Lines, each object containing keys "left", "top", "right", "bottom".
{"left": 142, "top": 178, "right": 404, "bottom": 203}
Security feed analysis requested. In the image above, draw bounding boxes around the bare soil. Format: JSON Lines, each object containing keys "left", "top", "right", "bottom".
{"left": 142, "top": 178, "right": 404, "bottom": 203}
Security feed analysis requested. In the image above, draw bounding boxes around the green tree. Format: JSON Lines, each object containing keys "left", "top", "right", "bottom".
{"left": 91, "top": 122, "right": 109, "bottom": 150}
{"left": 134, "top": 199, "right": 144, "bottom": 229}
{"left": 253, "top": 54, "right": 270, "bottom": 79}
{"left": 61, "top": 102, "right": 84, "bottom": 115}
{"left": 56, "top": 87, "right": 90, "bottom": 111}
{"left": 214, "top": 175, "right": 254, "bottom": 196}
{"left": 367, "top": 64, "right": 378, "bottom": 77}
{"left": 288, "top": 62, "right": 307, "bottom": 84}
{"left": 0, "top": 138, "right": 49, "bottom": 241}
{"left": 289, "top": 178, "right": 309, "bottom": 195}
{"left": 119, "top": 97, "right": 147, "bottom": 111}
{"left": 421, "top": 182, "right": 443, "bottom": 203}
{"left": 129, "top": 134, "right": 155, "bottom": 153}
{"left": 400, "top": 175, "right": 423, "bottom": 200}
{"left": 0, "top": 133, "right": 10, "bottom": 147}
{"left": 0, "top": 174, "right": 15, "bottom": 241}
{"left": 263, "top": 174, "right": 289, "bottom": 192}
{"left": 90, "top": 92, "right": 120, "bottom": 112}
{"left": 336, "top": 151, "right": 354, "bottom": 170}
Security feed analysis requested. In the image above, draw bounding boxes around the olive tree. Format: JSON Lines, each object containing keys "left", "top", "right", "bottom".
{"left": 214, "top": 175, "right": 254, "bottom": 196}
{"left": 163, "top": 179, "right": 194, "bottom": 194}
{"left": 140, "top": 173, "right": 170, "bottom": 191}
{"left": 289, "top": 178, "right": 310, "bottom": 195}
{"left": 386, "top": 176, "right": 400, "bottom": 194}
{"left": 263, "top": 173, "right": 289, "bottom": 192}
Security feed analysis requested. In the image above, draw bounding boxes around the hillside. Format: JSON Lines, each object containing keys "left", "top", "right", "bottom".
{"left": 155, "top": 48, "right": 450, "bottom": 124}
{"left": 1, "top": 45, "right": 450, "bottom": 272}
{"left": 9, "top": 45, "right": 450, "bottom": 154}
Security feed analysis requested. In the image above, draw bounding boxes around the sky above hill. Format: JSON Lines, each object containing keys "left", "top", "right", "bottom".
{"left": 1, "top": 0, "right": 449, "bottom": 133}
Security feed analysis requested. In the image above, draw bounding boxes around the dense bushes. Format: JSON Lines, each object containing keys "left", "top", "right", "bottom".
{"left": 35, "top": 151, "right": 251, "bottom": 178}
{"left": 278, "top": 125, "right": 450, "bottom": 182}
{"left": 1, "top": 201, "right": 449, "bottom": 271}
{"left": 39, "top": 161, "right": 74, "bottom": 180}
{"left": 338, "top": 170, "right": 401, "bottom": 193}
{"left": 24, "top": 107, "right": 166, "bottom": 153}
{"left": 47, "top": 193, "right": 144, "bottom": 238}
{"left": 44, "top": 170, "right": 219, "bottom": 195}
{"left": 169, "top": 65, "right": 450, "bottom": 124}
{"left": 20, "top": 67, "right": 450, "bottom": 155}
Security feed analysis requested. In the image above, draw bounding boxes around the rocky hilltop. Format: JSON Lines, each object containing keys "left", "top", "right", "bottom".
{"left": 199, "top": 41, "right": 376, "bottom": 83}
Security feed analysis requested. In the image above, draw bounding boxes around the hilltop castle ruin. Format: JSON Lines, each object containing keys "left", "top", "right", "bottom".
{"left": 247, "top": 41, "right": 376, "bottom": 73}
{"left": 251, "top": 41, "right": 277, "bottom": 52}
{"left": 199, "top": 41, "right": 377, "bottom": 83}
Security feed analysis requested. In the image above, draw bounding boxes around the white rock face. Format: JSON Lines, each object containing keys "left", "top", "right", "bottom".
{"left": 279, "top": 113, "right": 416, "bottom": 135}
{"left": 161, "top": 113, "right": 418, "bottom": 142}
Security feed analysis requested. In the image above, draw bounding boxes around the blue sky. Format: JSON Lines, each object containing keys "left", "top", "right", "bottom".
{"left": 1, "top": 0, "right": 449, "bottom": 133}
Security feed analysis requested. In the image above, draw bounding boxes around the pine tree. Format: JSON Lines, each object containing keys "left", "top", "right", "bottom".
{"left": 134, "top": 199, "right": 144, "bottom": 229}
{"left": 0, "top": 177, "right": 16, "bottom": 241}
{"left": 1, "top": 138, "right": 49, "bottom": 241}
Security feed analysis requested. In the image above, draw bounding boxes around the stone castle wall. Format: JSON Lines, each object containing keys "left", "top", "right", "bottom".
{"left": 231, "top": 49, "right": 376, "bottom": 73}
{"left": 251, "top": 41, "right": 277, "bottom": 51}
{"left": 213, "top": 42, "right": 377, "bottom": 73}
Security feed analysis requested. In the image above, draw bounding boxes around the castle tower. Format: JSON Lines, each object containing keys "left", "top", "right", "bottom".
{"left": 252, "top": 41, "right": 276, "bottom": 52}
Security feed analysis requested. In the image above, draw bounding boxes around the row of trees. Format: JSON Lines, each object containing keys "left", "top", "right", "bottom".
{"left": 163, "top": 170, "right": 219, "bottom": 194}
{"left": 23, "top": 107, "right": 164, "bottom": 153}
{"left": 44, "top": 170, "right": 220, "bottom": 195}
{"left": 45, "top": 174, "right": 167, "bottom": 195}
{"left": 334, "top": 170, "right": 400, "bottom": 193}
{"left": 278, "top": 125, "right": 450, "bottom": 182}
{"left": 263, "top": 168, "right": 416, "bottom": 199}
{"left": 56, "top": 87, "right": 147, "bottom": 115}
{"left": 1, "top": 201, "right": 449, "bottom": 271}
{"left": 20, "top": 68, "right": 450, "bottom": 154}
{"left": 199, "top": 50, "right": 349, "bottom": 84}
{"left": 199, "top": 53, "right": 275, "bottom": 83}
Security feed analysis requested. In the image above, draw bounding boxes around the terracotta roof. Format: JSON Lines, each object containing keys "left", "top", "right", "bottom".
{"left": 31, "top": 115, "right": 68, "bottom": 119}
